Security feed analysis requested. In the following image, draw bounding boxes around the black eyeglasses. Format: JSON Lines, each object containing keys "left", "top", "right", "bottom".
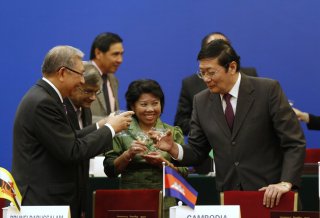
{"left": 78, "top": 87, "right": 102, "bottom": 96}
{"left": 62, "top": 66, "right": 84, "bottom": 76}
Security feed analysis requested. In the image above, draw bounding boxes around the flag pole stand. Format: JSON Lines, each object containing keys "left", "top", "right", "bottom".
{"left": 318, "top": 162, "right": 319, "bottom": 214}
{"left": 162, "top": 162, "right": 166, "bottom": 218}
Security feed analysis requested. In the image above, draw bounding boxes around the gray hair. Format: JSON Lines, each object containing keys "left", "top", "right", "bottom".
{"left": 83, "top": 61, "right": 102, "bottom": 87}
{"left": 41, "top": 45, "right": 84, "bottom": 75}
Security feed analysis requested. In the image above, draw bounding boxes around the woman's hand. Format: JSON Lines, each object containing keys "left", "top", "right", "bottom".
{"left": 127, "top": 140, "right": 148, "bottom": 159}
{"left": 142, "top": 151, "right": 165, "bottom": 167}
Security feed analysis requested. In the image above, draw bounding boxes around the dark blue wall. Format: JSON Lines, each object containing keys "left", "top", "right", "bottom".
{"left": 1, "top": 0, "right": 319, "bottom": 170}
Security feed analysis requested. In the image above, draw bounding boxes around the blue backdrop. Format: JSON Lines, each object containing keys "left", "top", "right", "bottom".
{"left": 1, "top": 0, "right": 319, "bottom": 170}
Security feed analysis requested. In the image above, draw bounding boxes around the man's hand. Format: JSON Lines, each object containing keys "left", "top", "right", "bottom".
{"left": 105, "top": 111, "right": 134, "bottom": 133}
{"left": 148, "top": 130, "right": 179, "bottom": 158}
{"left": 292, "top": 108, "right": 309, "bottom": 123}
{"left": 259, "top": 182, "right": 292, "bottom": 208}
{"left": 142, "top": 151, "right": 165, "bottom": 167}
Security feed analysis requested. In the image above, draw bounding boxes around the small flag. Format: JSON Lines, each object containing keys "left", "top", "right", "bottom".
{"left": 0, "top": 167, "right": 22, "bottom": 211}
{"left": 164, "top": 165, "right": 198, "bottom": 209}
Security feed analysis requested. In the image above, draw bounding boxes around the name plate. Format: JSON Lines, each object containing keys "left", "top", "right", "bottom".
{"left": 3, "top": 206, "right": 70, "bottom": 218}
{"left": 108, "top": 210, "right": 157, "bottom": 218}
{"left": 170, "top": 205, "right": 240, "bottom": 218}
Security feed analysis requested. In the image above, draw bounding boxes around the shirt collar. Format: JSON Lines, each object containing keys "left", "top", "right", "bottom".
{"left": 42, "top": 77, "right": 64, "bottom": 103}
{"left": 219, "top": 73, "right": 241, "bottom": 99}
{"left": 91, "top": 60, "right": 103, "bottom": 77}
{"left": 68, "top": 98, "right": 81, "bottom": 112}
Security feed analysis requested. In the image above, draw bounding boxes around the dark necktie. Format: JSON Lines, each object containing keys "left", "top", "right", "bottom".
{"left": 102, "top": 75, "right": 112, "bottom": 115}
{"left": 76, "top": 108, "right": 83, "bottom": 129}
{"left": 224, "top": 93, "right": 234, "bottom": 130}
{"left": 62, "top": 103, "right": 67, "bottom": 115}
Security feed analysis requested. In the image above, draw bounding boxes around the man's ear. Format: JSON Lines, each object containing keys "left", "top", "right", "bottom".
{"left": 57, "top": 67, "right": 66, "bottom": 82}
{"left": 228, "top": 61, "right": 237, "bottom": 74}
{"left": 95, "top": 48, "right": 102, "bottom": 59}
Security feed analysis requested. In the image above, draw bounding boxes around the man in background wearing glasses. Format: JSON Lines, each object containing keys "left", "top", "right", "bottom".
{"left": 63, "top": 61, "right": 109, "bottom": 218}
{"left": 151, "top": 40, "right": 305, "bottom": 209}
{"left": 12, "top": 46, "right": 133, "bottom": 218}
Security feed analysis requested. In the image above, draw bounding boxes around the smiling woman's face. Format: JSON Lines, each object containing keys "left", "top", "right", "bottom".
{"left": 131, "top": 93, "right": 161, "bottom": 129}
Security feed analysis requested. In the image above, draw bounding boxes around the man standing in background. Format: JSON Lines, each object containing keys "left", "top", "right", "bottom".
{"left": 64, "top": 62, "right": 105, "bottom": 217}
{"left": 89, "top": 32, "right": 124, "bottom": 123}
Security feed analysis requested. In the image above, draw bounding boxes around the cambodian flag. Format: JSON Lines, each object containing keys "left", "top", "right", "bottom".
{"left": 163, "top": 165, "right": 198, "bottom": 209}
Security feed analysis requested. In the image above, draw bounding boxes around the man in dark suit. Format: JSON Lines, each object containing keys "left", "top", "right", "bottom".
{"left": 151, "top": 40, "right": 306, "bottom": 208}
{"left": 174, "top": 32, "right": 258, "bottom": 174}
{"left": 12, "top": 46, "right": 133, "bottom": 218}
{"left": 89, "top": 32, "right": 124, "bottom": 123}
{"left": 64, "top": 62, "right": 104, "bottom": 217}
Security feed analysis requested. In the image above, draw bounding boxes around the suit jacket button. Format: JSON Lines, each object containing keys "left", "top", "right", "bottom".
{"left": 234, "top": 162, "right": 239, "bottom": 166}
{"left": 231, "top": 141, "right": 236, "bottom": 146}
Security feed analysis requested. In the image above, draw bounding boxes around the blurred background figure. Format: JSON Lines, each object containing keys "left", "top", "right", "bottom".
{"left": 104, "top": 79, "right": 188, "bottom": 218}
{"left": 174, "top": 32, "right": 258, "bottom": 174}
{"left": 64, "top": 62, "right": 105, "bottom": 218}
{"left": 89, "top": 32, "right": 124, "bottom": 122}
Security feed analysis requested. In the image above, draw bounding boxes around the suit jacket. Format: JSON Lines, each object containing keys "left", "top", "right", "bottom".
{"left": 307, "top": 114, "right": 320, "bottom": 130}
{"left": 174, "top": 68, "right": 258, "bottom": 135}
{"left": 12, "top": 79, "right": 113, "bottom": 218}
{"left": 179, "top": 74, "right": 306, "bottom": 191}
{"left": 90, "top": 73, "right": 119, "bottom": 123}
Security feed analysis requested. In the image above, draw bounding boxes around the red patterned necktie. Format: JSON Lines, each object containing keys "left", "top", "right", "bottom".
{"left": 224, "top": 93, "right": 234, "bottom": 130}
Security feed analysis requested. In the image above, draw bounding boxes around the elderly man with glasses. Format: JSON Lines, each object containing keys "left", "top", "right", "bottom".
{"left": 12, "top": 45, "right": 134, "bottom": 218}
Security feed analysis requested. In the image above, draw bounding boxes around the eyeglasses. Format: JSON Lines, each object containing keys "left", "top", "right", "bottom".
{"left": 78, "top": 87, "right": 102, "bottom": 96}
{"left": 197, "top": 68, "right": 222, "bottom": 80}
{"left": 62, "top": 66, "right": 84, "bottom": 76}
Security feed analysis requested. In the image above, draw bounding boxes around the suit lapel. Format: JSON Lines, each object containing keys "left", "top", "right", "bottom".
{"left": 231, "top": 75, "right": 255, "bottom": 139}
{"left": 82, "top": 108, "right": 92, "bottom": 127}
{"left": 96, "top": 85, "right": 107, "bottom": 112}
{"left": 64, "top": 98, "right": 80, "bottom": 130}
{"left": 36, "top": 79, "right": 67, "bottom": 118}
{"left": 36, "top": 79, "right": 76, "bottom": 132}
{"left": 108, "top": 74, "right": 119, "bottom": 110}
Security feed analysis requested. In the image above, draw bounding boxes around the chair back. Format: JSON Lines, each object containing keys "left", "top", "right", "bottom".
{"left": 0, "top": 198, "right": 6, "bottom": 218}
{"left": 220, "top": 191, "right": 298, "bottom": 218}
{"left": 93, "top": 189, "right": 162, "bottom": 218}
{"left": 304, "top": 148, "right": 320, "bottom": 163}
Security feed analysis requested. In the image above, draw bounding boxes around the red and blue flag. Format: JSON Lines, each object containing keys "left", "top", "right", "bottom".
{"left": 164, "top": 165, "right": 198, "bottom": 209}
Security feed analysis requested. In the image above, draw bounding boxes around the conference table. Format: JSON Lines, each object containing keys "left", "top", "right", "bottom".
{"left": 85, "top": 173, "right": 319, "bottom": 218}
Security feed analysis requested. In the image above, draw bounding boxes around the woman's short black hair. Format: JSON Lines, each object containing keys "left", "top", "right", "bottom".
{"left": 125, "top": 79, "right": 165, "bottom": 113}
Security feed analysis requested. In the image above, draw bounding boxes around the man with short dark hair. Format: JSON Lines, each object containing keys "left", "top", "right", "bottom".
{"left": 151, "top": 40, "right": 306, "bottom": 209}
{"left": 174, "top": 32, "right": 258, "bottom": 175}
{"left": 90, "top": 32, "right": 124, "bottom": 122}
